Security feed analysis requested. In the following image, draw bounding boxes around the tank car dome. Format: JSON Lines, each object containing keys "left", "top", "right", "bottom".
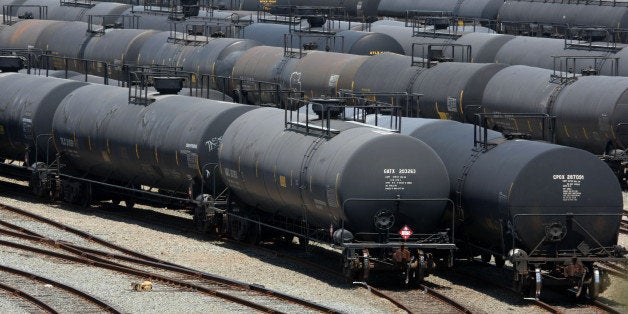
{"left": 336, "top": 30, "right": 405, "bottom": 55}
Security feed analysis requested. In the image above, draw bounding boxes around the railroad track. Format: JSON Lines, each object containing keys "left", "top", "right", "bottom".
{"left": 219, "top": 235, "right": 475, "bottom": 313}
{"left": 621, "top": 210, "right": 627, "bottom": 234}
{"left": 0, "top": 264, "right": 121, "bottom": 313}
{"left": 456, "top": 259, "right": 625, "bottom": 314}
{"left": 1, "top": 178, "right": 624, "bottom": 313}
{"left": 0, "top": 202, "right": 340, "bottom": 313}
{"left": 598, "top": 263, "right": 628, "bottom": 280}
{"left": 0, "top": 178, "right": 470, "bottom": 313}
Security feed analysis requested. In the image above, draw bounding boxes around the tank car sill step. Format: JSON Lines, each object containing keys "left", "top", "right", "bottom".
{"left": 512, "top": 257, "right": 626, "bottom": 263}
{"left": 336, "top": 243, "right": 456, "bottom": 249}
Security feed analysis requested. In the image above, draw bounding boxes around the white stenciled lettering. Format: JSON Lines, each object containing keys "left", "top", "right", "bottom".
{"left": 553, "top": 174, "right": 584, "bottom": 201}
{"left": 399, "top": 168, "right": 416, "bottom": 174}
{"left": 384, "top": 169, "right": 395, "bottom": 174}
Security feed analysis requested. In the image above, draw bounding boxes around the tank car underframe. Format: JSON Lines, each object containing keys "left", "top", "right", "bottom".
{"left": 19, "top": 152, "right": 216, "bottom": 213}
{"left": 221, "top": 196, "right": 458, "bottom": 287}
{"left": 506, "top": 212, "right": 627, "bottom": 300}
{"left": 338, "top": 241, "right": 457, "bottom": 287}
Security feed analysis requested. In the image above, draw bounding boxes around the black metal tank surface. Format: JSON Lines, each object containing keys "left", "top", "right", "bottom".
{"left": 349, "top": 52, "right": 423, "bottom": 115}
{"left": 377, "top": 0, "right": 458, "bottom": 18}
{"left": 498, "top": 1, "right": 628, "bottom": 42}
{"left": 219, "top": 107, "right": 450, "bottom": 236}
{"left": 369, "top": 117, "right": 623, "bottom": 261}
{"left": 0, "top": 73, "right": 87, "bottom": 163}
{"left": 412, "top": 62, "right": 507, "bottom": 123}
{"left": 494, "top": 36, "right": 620, "bottom": 76}
{"left": 239, "top": 23, "right": 404, "bottom": 55}
{"left": 51, "top": 83, "right": 257, "bottom": 193}
{"left": 277, "top": 50, "right": 368, "bottom": 101}
{"left": 552, "top": 76, "right": 628, "bottom": 154}
{"left": 177, "top": 37, "right": 262, "bottom": 86}
{"left": 83, "top": 29, "right": 161, "bottom": 67}
{"left": 480, "top": 65, "right": 560, "bottom": 138}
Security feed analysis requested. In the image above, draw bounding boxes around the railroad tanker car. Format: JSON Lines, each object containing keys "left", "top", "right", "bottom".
{"left": 365, "top": 115, "right": 625, "bottom": 299}
{"left": 4, "top": 0, "right": 628, "bottom": 76}
{"left": 0, "top": 72, "right": 456, "bottom": 285}
{"left": 0, "top": 19, "right": 626, "bottom": 186}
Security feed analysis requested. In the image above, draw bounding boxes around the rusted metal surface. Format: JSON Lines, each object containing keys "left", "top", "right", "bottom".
{"left": 0, "top": 203, "right": 340, "bottom": 313}
{"left": 0, "top": 280, "right": 58, "bottom": 314}
{"left": 0, "top": 264, "right": 121, "bottom": 313}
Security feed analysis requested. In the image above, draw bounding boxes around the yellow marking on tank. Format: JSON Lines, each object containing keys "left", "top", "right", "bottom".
{"left": 390, "top": 97, "right": 395, "bottom": 106}
{"left": 563, "top": 125, "right": 570, "bottom": 138}
{"left": 73, "top": 132, "right": 77, "bottom": 147}
{"left": 154, "top": 148, "right": 159, "bottom": 163}
{"left": 508, "top": 182, "right": 514, "bottom": 199}
{"left": 582, "top": 127, "right": 589, "bottom": 140}
{"left": 610, "top": 126, "right": 616, "bottom": 140}
{"left": 106, "top": 139, "right": 111, "bottom": 156}
{"left": 196, "top": 155, "right": 202, "bottom": 177}
{"left": 88, "top": 136, "right": 92, "bottom": 152}
{"left": 335, "top": 173, "right": 340, "bottom": 207}
{"left": 135, "top": 144, "right": 140, "bottom": 159}
{"left": 435, "top": 101, "right": 448, "bottom": 120}
{"left": 211, "top": 63, "right": 215, "bottom": 85}
{"left": 351, "top": 81, "right": 354, "bottom": 90}
{"left": 513, "top": 119, "right": 519, "bottom": 131}
{"left": 280, "top": 175, "right": 287, "bottom": 188}
{"left": 527, "top": 120, "right": 532, "bottom": 132}
{"left": 175, "top": 150, "right": 179, "bottom": 166}
{"left": 137, "top": 54, "right": 141, "bottom": 63}
{"left": 458, "top": 90, "right": 464, "bottom": 115}
{"left": 51, "top": 129, "right": 58, "bottom": 153}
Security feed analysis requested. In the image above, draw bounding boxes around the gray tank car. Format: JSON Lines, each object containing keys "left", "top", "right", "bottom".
{"left": 219, "top": 107, "right": 454, "bottom": 282}
{"left": 366, "top": 115, "right": 625, "bottom": 299}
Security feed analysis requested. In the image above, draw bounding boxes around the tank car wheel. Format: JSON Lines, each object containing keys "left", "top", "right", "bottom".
{"left": 342, "top": 259, "right": 358, "bottom": 280}
{"left": 111, "top": 196, "right": 121, "bottom": 206}
{"left": 481, "top": 253, "right": 491, "bottom": 264}
{"left": 298, "top": 236, "right": 309, "bottom": 249}
{"left": 514, "top": 274, "right": 532, "bottom": 298}
{"left": 586, "top": 268, "right": 600, "bottom": 300}
{"left": 229, "top": 216, "right": 250, "bottom": 242}
{"left": 403, "top": 259, "right": 420, "bottom": 288}
{"left": 194, "top": 206, "right": 211, "bottom": 233}
{"left": 80, "top": 183, "right": 92, "bottom": 209}
{"left": 494, "top": 255, "right": 505, "bottom": 268}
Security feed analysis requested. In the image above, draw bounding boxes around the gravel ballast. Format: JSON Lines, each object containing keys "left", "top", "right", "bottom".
{"left": 0, "top": 187, "right": 625, "bottom": 313}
